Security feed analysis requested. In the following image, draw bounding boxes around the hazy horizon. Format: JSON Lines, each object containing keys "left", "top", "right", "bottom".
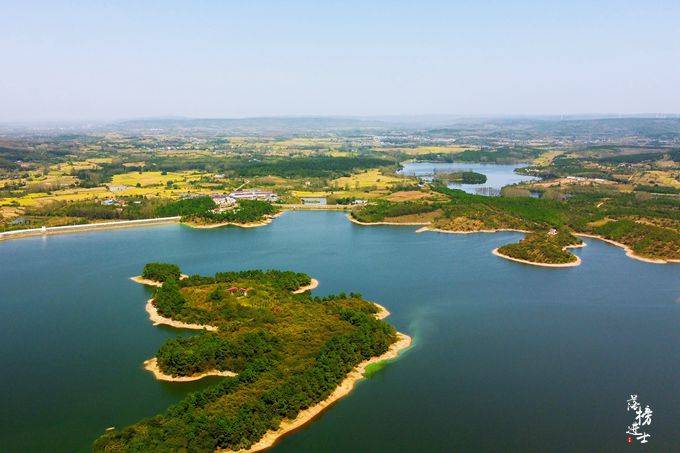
{"left": 3, "top": 1, "right": 680, "bottom": 122}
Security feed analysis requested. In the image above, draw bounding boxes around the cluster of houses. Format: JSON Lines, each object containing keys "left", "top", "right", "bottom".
{"left": 210, "top": 189, "right": 278, "bottom": 212}
{"left": 229, "top": 189, "right": 278, "bottom": 202}
{"left": 101, "top": 198, "right": 127, "bottom": 207}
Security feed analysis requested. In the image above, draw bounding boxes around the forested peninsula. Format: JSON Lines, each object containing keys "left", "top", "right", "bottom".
{"left": 95, "top": 264, "right": 410, "bottom": 451}
{"left": 350, "top": 185, "right": 680, "bottom": 265}
{"left": 156, "top": 196, "right": 278, "bottom": 228}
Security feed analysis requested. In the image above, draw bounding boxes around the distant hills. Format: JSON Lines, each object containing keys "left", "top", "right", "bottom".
{"left": 110, "top": 115, "right": 680, "bottom": 138}
{"left": 2, "top": 115, "right": 679, "bottom": 139}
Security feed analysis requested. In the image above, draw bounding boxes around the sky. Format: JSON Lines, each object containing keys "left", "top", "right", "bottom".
{"left": 2, "top": 0, "right": 679, "bottom": 122}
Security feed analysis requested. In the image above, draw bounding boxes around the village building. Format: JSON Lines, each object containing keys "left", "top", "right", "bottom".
{"left": 229, "top": 189, "right": 278, "bottom": 202}
{"left": 101, "top": 198, "right": 127, "bottom": 207}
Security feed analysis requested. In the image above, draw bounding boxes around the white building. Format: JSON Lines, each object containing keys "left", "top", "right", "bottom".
{"left": 229, "top": 189, "right": 278, "bottom": 202}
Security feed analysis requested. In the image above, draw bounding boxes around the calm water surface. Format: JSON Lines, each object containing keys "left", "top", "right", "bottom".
{"left": 398, "top": 161, "right": 538, "bottom": 194}
{"left": 1, "top": 211, "right": 678, "bottom": 452}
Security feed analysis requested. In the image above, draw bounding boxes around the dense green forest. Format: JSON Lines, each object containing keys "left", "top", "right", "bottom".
{"left": 228, "top": 156, "right": 392, "bottom": 178}
{"left": 155, "top": 196, "right": 277, "bottom": 225}
{"left": 141, "top": 263, "right": 181, "bottom": 282}
{"left": 142, "top": 155, "right": 392, "bottom": 178}
{"left": 94, "top": 265, "right": 397, "bottom": 451}
{"left": 434, "top": 171, "right": 487, "bottom": 184}
{"left": 157, "top": 331, "right": 279, "bottom": 377}
{"left": 351, "top": 200, "right": 439, "bottom": 223}
{"left": 497, "top": 229, "right": 582, "bottom": 264}
{"left": 351, "top": 185, "right": 680, "bottom": 262}
{"left": 415, "top": 147, "right": 542, "bottom": 164}
{"left": 186, "top": 199, "right": 276, "bottom": 225}
{"left": 155, "top": 196, "right": 217, "bottom": 217}
{"left": 596, "top": 149, "right": 679, "bottom": 164}
{"left": 153, "top": 269, "right": 312, "bottom": 326}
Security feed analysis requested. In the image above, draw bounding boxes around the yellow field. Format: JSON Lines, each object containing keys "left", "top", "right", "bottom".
{"left": 110, "top": 171, "right": 204, "bottom": 188}
{"left": 332, "top": 170, "right": 404, "bottom": 190}
{"left": 291, "top": 191, "right": 328, "bottom": 198}
{"left": 0, "top": 179, "right": 16, "bottom": 189}
{"left": 385, "top": 145, "right": 474, "bottom": 156}
{"left": 52, "top": 158, "right": 114, "bottom": 174}
{"left": 27, "top": 173, "right": 78, "bottom": 188}
{"left": 86, "top": 158, "right": 113, "bottom": 164}
{"left": 0, "top": 183, "right": 218, "bottom": 209}
{"left": 0, "top": 205, "right": 23, "bottom": 218}
{"left": 632, "top": 170, "right": 680, "bottom": 188}
{"left": 386, "top": 190, "right": 434, "bottom": 202}
{"left": 291, "top": 189, "right": 387, "bottom": 200}
{"left": 122, "top": 161, "right": 146, "bottom": 168}
{"left": 533, "top": 150, "right": 564, "bottom": 165}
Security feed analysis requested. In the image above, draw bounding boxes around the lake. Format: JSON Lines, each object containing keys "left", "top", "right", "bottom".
{"left": 1, "top": 211, "right": 678, "bottom": 452}
{"left": 398, "top": 161, "right": 539, "bottom": 195}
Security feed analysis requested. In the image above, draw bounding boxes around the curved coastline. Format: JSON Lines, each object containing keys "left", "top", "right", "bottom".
{"left": 574, "top": 233, "right": 679, "bottom": 264}
{"left": 346, "top": 213, "right": 429, "bottom": 227}
{"left": 143, "top": 358, "right": 237, "bottom": 382}
{"left": 292, "top": 278, "right": 319, "bottom": 294}
{"left": 492, "top": 245, "right": 583, "bottom": 268}
{"left": 212, "top": 301, "right": 411, "bottom": 453}
{"left": 145, "top": 298, "right": 218, "bottom": 331}
{"left": 131, "top": 276, "right": 217, "bottom": 330}
{"left": 416, "top": 226, "right": 530, "bottom": 234}
{"left": 183, "top": 218, "right": 273, "bottom": 229}
{"left": 226, "top": 331, "right": 412, "bottom": 453}
{"left": 130, "top": 274, "right": 188, "bottom": 287}
{"left": 415, "top": 225, "right": 678, "bottom": 265}
{"left": 183, "top": 211, "right": 285, "bottom": 229}
{"left": 372, "top": 302, "right": 391, "bottom": 320}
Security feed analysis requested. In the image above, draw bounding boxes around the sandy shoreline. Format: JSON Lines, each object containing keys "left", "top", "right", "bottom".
{"left": 574, "top": 233, "right": 679, "bottom": 264}
{"left": 292, "top": 278, "right": 319, "bottom": 294}
{"left": 417, "top": 225, "right": 678, "bottom": 265}
{"left": 492, "top": 246, "right": 582, "bottom": 268}
{"left": 134, "top": 276, "right": 320, "bottom": 331}
{"left": 416, "top": 226, "right": 530, "bottom": 234}
{"left": 219, "top": 301, "right": 410, "bottom": 453}
{"left": 132, "top": 271, "right": 410, "bottom": 451}
{"left": 227, "top": 332, "right": 412, "bottom": 453}
{"left": 184, "top": 218, "right": 273, "bottom": 229}
{"left": 346, "top": 213, "right": 429, "bottom": 226}
{"left": 185, "top": 211, "right": 286, "bottom": 229}
{"left": 143, "top": 358, "right": 236, "bottom": 382}
{"left": 132, "top": 276, "right": 217, "bottom": 330}
{"left": 372, "top": 302, "right": 391, "bottom": 320}
{"left": 130, "top": 274, "right": 188, "bottom": 287}
{"left": 145, "top": 298, "right": 218, "bottom": 331}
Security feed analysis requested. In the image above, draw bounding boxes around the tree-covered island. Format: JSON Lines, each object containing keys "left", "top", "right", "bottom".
{"left": 95, "top": 264, "right": 410, "bottom": 451}
{"left": 433, "top": 170, "right": 487, "bottom": 185}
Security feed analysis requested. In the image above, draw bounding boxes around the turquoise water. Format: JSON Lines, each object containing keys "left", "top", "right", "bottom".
{"left": 398, "top": 161, "right": 538, "bottom": 194}
{"left": 0, "top": 211, "right": 678, "bottom": 452}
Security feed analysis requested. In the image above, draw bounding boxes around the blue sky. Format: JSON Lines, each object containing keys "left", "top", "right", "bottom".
{"left": 2, "top": 0, "right": 679, "bottom": 121}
